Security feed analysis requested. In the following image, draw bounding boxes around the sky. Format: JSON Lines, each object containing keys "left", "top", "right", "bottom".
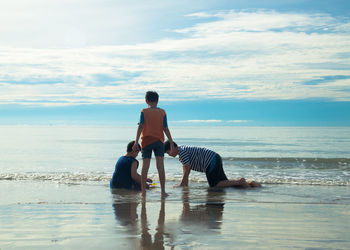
{"left": 1, "top": 0, "right": 350, "bottom": 126}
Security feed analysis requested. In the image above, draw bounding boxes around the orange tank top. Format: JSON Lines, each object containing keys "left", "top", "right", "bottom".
{"left": 140, "top": 108, "right": 166, "bottom": 148}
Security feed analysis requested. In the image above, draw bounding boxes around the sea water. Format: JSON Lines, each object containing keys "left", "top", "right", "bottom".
{"left": 1, "top": 126, "right": 350, "bottom": 249}
{"left": 1, "top": 125, "right": 349, "bottom": 187}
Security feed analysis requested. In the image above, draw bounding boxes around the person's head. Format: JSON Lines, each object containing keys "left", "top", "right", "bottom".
{"left": 127, "top": 141, "right": 140, "bottom": 157}
{"left": 164, "top": 140, "right": 178, "bottom": 157}
{"left": 145, "top": 91, "right": 159, "bottom": 104}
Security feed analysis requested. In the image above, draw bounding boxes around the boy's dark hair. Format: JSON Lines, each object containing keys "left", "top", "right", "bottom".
{"left": 127, "top": 141, "right": 140, "bottom": 152}
{"left": 145, "top": 91, "right": 159, "bottom": 103}
{"left": 164, "top": 140, "right": 177, "bottom": 152}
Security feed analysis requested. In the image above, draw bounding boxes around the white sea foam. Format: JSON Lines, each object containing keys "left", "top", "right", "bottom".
{"left": 1, "top": 171, "right": 349, "bottom": 186}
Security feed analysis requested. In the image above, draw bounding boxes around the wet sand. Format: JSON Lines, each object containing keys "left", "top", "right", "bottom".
{"left": 1, "top": 181, "right": 350, "bottom": 249}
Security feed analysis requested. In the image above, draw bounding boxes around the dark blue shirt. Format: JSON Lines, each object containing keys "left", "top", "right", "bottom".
{"left": 110, "top": 156, "right": 139, "bottom": 189}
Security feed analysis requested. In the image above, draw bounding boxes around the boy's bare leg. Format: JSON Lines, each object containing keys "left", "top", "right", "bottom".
{"left": 155, "top": 156, "right": 168, "bottom": 198}
{"left": 141, "top": 158, "right": 151, "bottom": 197}
{"left": 215, "top": 178, "right": 250, "bottom": 188}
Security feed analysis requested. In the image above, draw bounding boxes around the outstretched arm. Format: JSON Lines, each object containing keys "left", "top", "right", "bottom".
{"left": 179, "top": 164, "right": 191, "bottom": 187}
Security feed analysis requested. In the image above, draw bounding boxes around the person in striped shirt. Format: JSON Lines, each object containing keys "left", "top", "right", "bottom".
{"left": 164, "top": 141, "right": 261, "bottom": 188}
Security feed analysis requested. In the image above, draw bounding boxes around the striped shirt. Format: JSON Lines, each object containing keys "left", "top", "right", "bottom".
{"left": 178, "top": 145, "right": 216, "bottom": 172}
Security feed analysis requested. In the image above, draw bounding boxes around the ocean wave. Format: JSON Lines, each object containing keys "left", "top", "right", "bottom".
{"left": 0, "top": 172, "right": 111, "bottom": 183}
{"left": 256, "top": 178, "right": 350, "bottom": 186}
{"left": 1, "top": 172, "right": 349, "bottom": 186}
{"left": 222, "top": 157, "right": 350, "bottom": 170}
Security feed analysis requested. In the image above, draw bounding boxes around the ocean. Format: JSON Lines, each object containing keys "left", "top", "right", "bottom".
{"left": 1, "top": 125, "right": 349, "bottom": 187}
{"left": 1, "top": 125, "right": 350, "bottom": 249}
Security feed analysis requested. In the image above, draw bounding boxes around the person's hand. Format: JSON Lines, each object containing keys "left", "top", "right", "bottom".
{"left": 132, "top": 143, "right": 139, "bottom": 152}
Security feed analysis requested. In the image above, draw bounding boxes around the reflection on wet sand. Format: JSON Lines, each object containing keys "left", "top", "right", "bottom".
{"left": 113, "top": 202, "right": 139, "bottom": 231}
{"left": 180, "top": 188, "right": 225, "bottom": 230}
{"left": 141, "top": 200, "right": 169, "bottom": 250}
{"left": 111, "top": 188, "right": 227, "bottom": 249}
{"left": 111, "top": 189, "right": 141, "bottom": 249}
{"left": 111, "top": 189, "right": 171, "bottom": 249}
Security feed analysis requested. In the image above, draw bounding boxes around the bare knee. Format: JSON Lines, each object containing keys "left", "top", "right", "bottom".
{"left": 142, "top": 158, "right": 151, "bottom": 169}
{"left": 155, "top": 157, "right": 164, "bottom": 169}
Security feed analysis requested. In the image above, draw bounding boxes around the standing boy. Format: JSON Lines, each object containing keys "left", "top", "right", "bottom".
{"left": 133, "top": 91, "right": 174, "bottom": 198}
{"left": 110, "top": 141, "right": 152, "bottom": 190}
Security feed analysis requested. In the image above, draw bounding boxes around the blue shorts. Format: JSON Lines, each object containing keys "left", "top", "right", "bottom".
{"left": 142, "top": 140, "right": 164, "bottom": 159}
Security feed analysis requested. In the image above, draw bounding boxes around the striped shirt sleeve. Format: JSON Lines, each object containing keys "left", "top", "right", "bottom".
{"left": 179, "top": 149, "right": 190, "bottom": 166}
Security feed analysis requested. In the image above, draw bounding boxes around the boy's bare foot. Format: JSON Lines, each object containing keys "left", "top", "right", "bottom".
{"left": 238, "top": 178, "right": 250, "bottom": 188}
{"left": 249, "top": 181, "right": 262, "bottom": 188}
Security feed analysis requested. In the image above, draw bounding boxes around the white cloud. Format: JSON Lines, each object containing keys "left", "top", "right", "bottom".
{"left": 175, "top": 120, "right": 223, "bottom": 123}
{"left": 180, "top": 11, "right": 335, "bottom": 34}
{"left": 173, "top": 119, "right": 251, "bottom": 124}
{"left": 0, "top": 10, "right": 350, "bottom": 106}
{"left": 227, "top": 120, "right": 249, "bottom": 123}
{"left": 0, "top": 0, "right": 170, "bottom": 48}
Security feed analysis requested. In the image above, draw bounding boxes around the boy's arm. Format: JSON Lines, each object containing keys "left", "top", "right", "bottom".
{"left": 179, "top": 163, "right": 191, "bottom": 187}
{"left": 130, "top": 161, "right": 141, "bottom": 183}
{"left": 133, "top": 123, "right": 143, "bottom": 151}
{"left": 131, "top": 161, "right": 152, "bottom": 184}
{"left": 163, "top": 126, "right": 174, "bottom": 153}
{"left": 133, "top": 111, "right": 144, "bottom": 151}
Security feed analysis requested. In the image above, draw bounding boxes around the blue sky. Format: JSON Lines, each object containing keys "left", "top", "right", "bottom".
{"left": 1, "top": 0, "right": 350, "bottom": 126}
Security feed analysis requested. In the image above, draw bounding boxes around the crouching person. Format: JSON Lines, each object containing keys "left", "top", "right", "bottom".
{"left": 111, "top": 141, "right": 152, "bottom": 190}
{"left": 164, "top": 141, "right": 261, "bottom": 188}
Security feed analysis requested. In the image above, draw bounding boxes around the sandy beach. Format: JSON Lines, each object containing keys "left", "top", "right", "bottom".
{"left": 1, "top": 180, "right": 350, "bottom": 250}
